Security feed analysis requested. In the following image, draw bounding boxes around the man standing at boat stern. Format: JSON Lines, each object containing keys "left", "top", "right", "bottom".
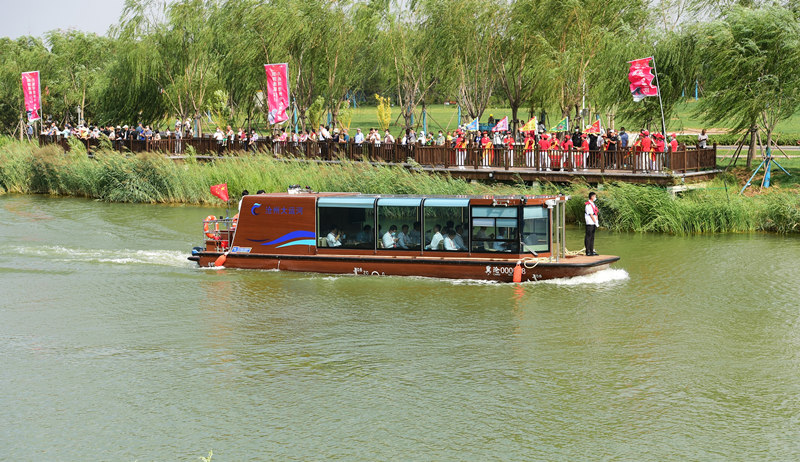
{"left": 584, "top": 192, "right": 600, "bottom": 256}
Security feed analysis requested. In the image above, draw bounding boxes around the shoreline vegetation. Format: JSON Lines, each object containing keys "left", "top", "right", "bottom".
{"left": 1, "top": 141, "right": 798, "bottom": 234}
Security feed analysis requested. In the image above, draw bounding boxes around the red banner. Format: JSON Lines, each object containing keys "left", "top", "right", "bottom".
{"left": 264, "top": 63, "right": 290, "bottom": 124}
{"left": 210, "top": 183, "right": 229, "bottom": 202}
{"left": 584, "top": 120, "right": 602, "bottom": 134}
{"left": 21, "top": 71, "right": 41, "bottom": 121}
{"left": 628, "top": 57, "right": 658, "bottom": 102}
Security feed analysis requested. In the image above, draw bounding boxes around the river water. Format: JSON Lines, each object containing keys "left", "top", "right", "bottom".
{"left": 2, "top": 195, "right": 799, "bottom": 460}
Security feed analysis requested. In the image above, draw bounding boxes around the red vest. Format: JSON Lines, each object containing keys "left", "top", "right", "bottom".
{"left": 585, "top": 200, "right": 598, "bottom": 216}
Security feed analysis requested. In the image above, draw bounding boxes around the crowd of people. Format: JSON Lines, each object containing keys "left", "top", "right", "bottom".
{"left": 38, "top": 115, "right": 707, "bottom": 173}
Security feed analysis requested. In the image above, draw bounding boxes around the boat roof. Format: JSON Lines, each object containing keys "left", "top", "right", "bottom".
{"left": 247, "top": 191, "right": 565, "bottom": 201}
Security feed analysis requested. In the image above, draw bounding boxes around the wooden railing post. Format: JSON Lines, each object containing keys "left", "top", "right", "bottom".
{"left": 682, "top": 143, "right": 687, "bottom": 173}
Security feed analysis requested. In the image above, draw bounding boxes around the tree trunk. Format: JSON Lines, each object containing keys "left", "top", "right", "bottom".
{"left": 746, "top": 125, "right": 756, "bottom": 170}
{"left": 511, "top": 105, "right": 519, "bottom": 134}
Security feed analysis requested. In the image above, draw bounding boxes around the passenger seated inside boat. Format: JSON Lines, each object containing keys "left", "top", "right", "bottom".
{"left": 407, "top": 222, "right": 421, "bottom": 246}
{"left": 444, "top": 229, "right": 459, "bottom": 251}
{"left": 326, "top": 226, "right": 343, "bottom": 247}
{"left": 454, "top": 225, "right": 467, "bottom": 250}
{"left": 355, "top": 225, "right": 374, "bottom": 244}
{"left": 382, "top": 225, "right": 399, "bottom": 249}
{"left": 397, "top": 225, "right": 411, "bottom": 249}
{"left": 426, "top": 225, "right": 444, "bottom": 250}
{"left": 493, "top": 232, "right": 508, "bottom": 251}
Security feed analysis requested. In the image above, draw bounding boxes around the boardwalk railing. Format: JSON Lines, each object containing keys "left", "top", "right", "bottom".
{"left": 39, "top": 135, "right": 718, "bottom": 175}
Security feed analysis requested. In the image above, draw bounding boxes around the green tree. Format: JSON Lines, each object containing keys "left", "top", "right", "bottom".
{"left": 46, "top": 30, "right": 112, "bottom": 125}
{"left": 0, "top": 36, "right": 52, "bottom": 135}
{"left": 115, "top": 0, "right": 221, "bottom": 132}
{"left": 696, "top": 5, "right": 800, "bottom": 167}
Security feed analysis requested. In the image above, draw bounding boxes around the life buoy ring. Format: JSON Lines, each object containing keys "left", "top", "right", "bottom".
{"left": 230, "top": 213, "right": 239, "bottom": 231}
{"left": 204, "top": 215, "right": 220, "bottom": 240}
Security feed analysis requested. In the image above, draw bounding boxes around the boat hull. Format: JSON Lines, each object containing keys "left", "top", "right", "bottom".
{"left": 193, "top": 252, "right": 619, "bottom": 282}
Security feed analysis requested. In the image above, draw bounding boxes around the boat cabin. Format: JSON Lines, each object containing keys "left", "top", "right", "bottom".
{"left": 209, "top": 191, "right": 571, "bottom": 261}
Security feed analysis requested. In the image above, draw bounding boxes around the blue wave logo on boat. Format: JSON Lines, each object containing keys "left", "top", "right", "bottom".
{"left": 248, "top": 230, "right": 316, "bottom": 248}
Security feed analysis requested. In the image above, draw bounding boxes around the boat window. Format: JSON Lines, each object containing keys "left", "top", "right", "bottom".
{"left": 377, "top": 198, "right": 422, "bottom": 250}
{"left": 471, "top": 206, "right": 519, "bottom": 253}
{"left": 522, "top": 206, "right": 549, "bottom": 253}
{"left": 317, "top": 197, "right": 376, "bottom": 249}
{"left": 422, "top": 198, "right": 469, "bottom": 251}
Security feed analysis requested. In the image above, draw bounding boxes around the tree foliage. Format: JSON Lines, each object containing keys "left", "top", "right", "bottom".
{"left": 0, "top": 0, "right": 798, "bottom": 143}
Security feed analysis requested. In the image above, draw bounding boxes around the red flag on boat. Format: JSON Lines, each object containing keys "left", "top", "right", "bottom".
{"left": 628, "top": 57, "right": 659, "bottom": 102}
{"left": 491, "top": 116, "right": 508, "bottom": 132}
{"left": 584, "top": 119, "right": 602, "bottom": 134}
{"left": 210, "top": 183, "right": 229, "bottom": 202}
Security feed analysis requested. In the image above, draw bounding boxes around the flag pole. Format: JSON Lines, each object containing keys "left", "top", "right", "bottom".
{"left": 650, "top": 55, "right": 667, "bottom": 136}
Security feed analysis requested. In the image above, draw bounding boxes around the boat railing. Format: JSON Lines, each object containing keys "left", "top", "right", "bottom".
{"left": 544, "top": 196, "right": 569, "bottom": 262}
{"left": 204, "top": 217, "right": 237, "bottom": 251}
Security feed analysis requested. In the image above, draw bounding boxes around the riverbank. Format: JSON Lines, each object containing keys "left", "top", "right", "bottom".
{"left": 1, "top": 141, "right": 798, "bottom": 233}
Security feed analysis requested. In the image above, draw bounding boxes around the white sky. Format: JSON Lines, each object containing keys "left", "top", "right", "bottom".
{"left": 2, "top": 0, "right": 127, "bottom": 39}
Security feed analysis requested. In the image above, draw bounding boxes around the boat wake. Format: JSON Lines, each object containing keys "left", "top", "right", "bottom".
{"left": 538, "top": 268, "right": 629, "bottom": 286}
{"left": 11, "top": 245, "right": 190, "bottom": 267}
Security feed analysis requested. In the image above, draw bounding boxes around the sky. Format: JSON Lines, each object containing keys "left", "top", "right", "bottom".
{"left": 2, "top": 0, "right": 128, "bottom": 39}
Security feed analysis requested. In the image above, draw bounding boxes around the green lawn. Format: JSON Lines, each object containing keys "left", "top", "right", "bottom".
{"left": 341, "top": 100, "right": 800, "bottom": 140}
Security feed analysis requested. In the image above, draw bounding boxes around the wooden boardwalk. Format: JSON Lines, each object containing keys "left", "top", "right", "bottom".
{"left": 41, "top": 136, "right": 721, "bottom": 185}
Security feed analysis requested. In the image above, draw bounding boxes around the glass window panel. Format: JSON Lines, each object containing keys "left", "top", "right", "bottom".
{"left": 423, "top": 198, "right": 470, "bottom": 208}
{"left": 472, "top": 206, "right": 518, "bottom": 218}
{"left": 377, "top": 204, "right": 420, "bottom": 250}
{"left": 318, "top": 196, "right": 376, "bottom": 208}
{"left": 318, "top": 206, "right": 375, "bottom": 249}
{"left": 522, "top": 206, "right": 549, "bottom": 253}
{"left": 377, "top": 198, "right": 423, "bottom": 207}
{"left": 423, "top": 205, "right": 468, "bottom": 252}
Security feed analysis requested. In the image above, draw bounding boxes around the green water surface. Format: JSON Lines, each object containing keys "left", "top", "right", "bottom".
{"left": 1, "top": 195, "right": 798, "bottom": 461}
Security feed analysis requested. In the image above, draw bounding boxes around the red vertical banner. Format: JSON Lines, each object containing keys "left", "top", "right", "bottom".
{"left": 264, "top": 63, "right": 290, "bottom": 124}
{"left": 628, "top": 57, "right": 659, "bottom": 102}
{"left": 21, "top": 71, "right": 42, "bottom": 121}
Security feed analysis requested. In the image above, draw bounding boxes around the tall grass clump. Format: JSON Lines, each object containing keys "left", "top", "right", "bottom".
{"left": 1, "top": 141, "right": 798, "bottom": 234}
{"left": 593, "top": 182, "right": 762, "bottom": 234}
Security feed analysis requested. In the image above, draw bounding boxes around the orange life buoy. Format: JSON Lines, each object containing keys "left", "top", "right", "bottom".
{"left": 204, "top": 215, "right": 220, "bottom": 240}
{"left": 230, "top": 213, "right": 239, "bottom": 231}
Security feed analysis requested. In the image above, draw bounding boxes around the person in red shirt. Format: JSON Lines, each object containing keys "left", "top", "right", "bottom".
{"left": 549, "top": 136, "right": 562, "bottom": 170}
{"left": 538, "top": 132, "right": 551, "bottom": 170}
{"left": 636, "top": 129, "right": 652, "bottom": 172}
{"left": 524, "top": 132, "right": 535, "bottom": 167}
{"left": 503, "top": 132, "right": 515, "bottom": 167}
{"left": 579, "top": 134, "right": 589, "bottom": 170}
{"left": 669, "top": 133, "right": 678, "bottom": 152}
{"left": 455, "top": 131, "right": 466, "bottom": 169}
{"left": 561, "top": 136, "right": 574, "bottom": 170}
{"left": 480, "top": 132, "right": 492, "bottom": 167}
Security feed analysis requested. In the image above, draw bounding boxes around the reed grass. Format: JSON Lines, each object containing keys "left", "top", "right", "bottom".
{"left": 1, "top": 141, "right": 798, "bottom": 233}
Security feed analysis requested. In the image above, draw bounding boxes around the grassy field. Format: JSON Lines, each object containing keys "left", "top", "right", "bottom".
{"left": 341, "top": 100, "right": 800, "bottom": 141}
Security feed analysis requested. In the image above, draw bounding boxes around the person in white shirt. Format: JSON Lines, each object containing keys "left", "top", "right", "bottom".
{"left": 384, "top": 130, "right": 395, "bottom": 144}
{"left": 319, "top": 125, "right": 330, "bottom": 140}
{"left": 427, "top": 225, "right": 443, "bottom": 250}
{"left": 354, "top": 128, "right": 365, "bottom": 144}
{"left": 698, "top": 128, "right": 709, "bottom": 148}
{"left": 382, "top": 225, "right": 399, "bottom": 249}
{"left": 238, "top": 190, "right": 249, "bottom": 211}
{"left": 444, "top": 229, "right": 459, "bottom": 251}
{"left": 584, "top": 192, "right": 599, "bottom": 256}
{"left": 326, "top": 226, "right": 343, "bottom": 247}
{"left": 396, "top": 224, "right": 411, "bottom": 249}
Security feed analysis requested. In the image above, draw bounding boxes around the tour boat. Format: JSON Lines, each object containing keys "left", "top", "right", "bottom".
{"left": 189, "top": 189, "right": 619, "bottom": 282}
